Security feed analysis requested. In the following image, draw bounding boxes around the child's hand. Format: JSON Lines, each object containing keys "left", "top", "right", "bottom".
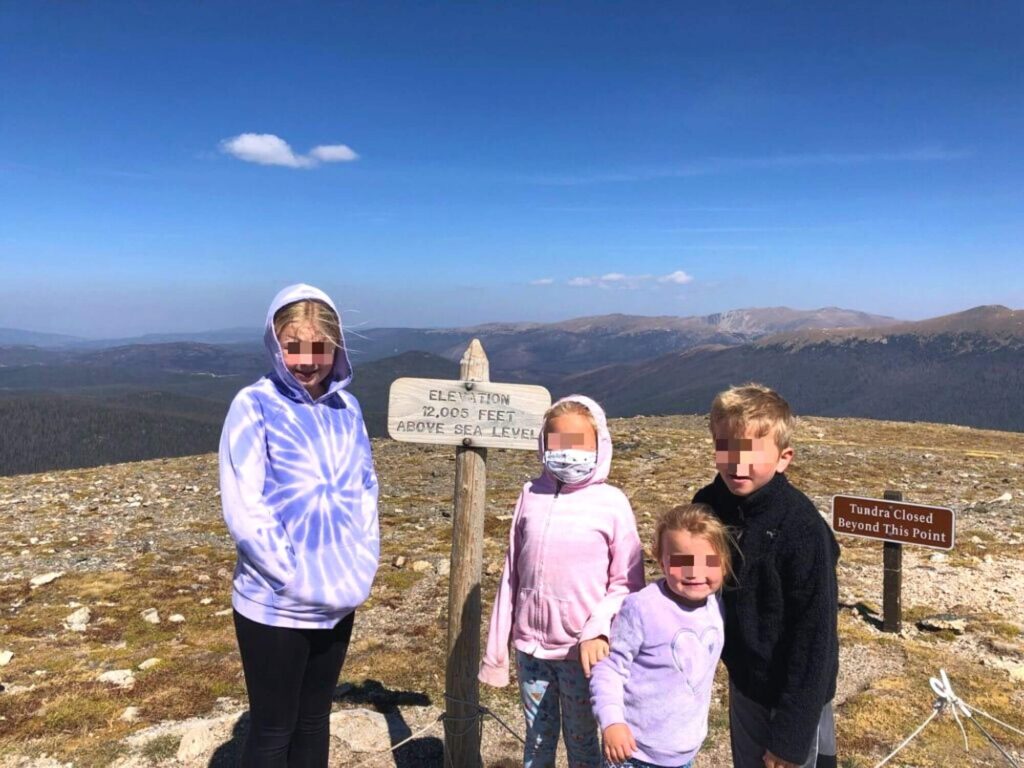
{"left": 603, "top": 723, "right": 636, "bottom": 763}
{"left": 579, "top": 636, "right": 610, "bottom": 677}
{"left": 762, "top": 750, "right": 799, "bottom": 768}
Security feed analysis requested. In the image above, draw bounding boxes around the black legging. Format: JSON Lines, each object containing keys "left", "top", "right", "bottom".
{"left": 233, "top": 609, "right": 355, "bottom": 767}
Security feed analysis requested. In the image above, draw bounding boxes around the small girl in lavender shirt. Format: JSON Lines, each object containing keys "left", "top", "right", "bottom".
{"left": 590, "top": 504, "right": 733, "bottom": 768}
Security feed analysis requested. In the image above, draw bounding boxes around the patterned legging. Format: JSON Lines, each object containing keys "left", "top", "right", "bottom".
{"left": 516, "top": 650, "right": 602, "bottom": 768}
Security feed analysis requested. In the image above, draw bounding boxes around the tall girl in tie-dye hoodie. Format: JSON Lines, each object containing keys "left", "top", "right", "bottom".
{"left": 480, "top": 395, "right": 644, "bottom": 768}
{"left": 219, "top": 284, "right": 379, "bottom": 764}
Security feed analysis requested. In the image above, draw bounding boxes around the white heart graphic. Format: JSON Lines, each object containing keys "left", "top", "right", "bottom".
{"left": 670, "top": 625, "right": 721, "bottom": 693}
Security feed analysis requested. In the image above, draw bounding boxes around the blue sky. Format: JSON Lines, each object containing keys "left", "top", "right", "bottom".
{"left": 2, "top": 2, "right": 1022, "bottom": 337}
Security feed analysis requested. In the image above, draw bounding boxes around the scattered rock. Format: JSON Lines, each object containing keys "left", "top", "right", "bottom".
{"left": 199, "top": 597, "right": 213, "bottom": 605}
{"left": 0, "top": 650, "right": 12, "bottom": 667}
{"left": 169, "top": 613, "right": 185, "bottom": 623}
{"left": 437, "top": 558, "right": 451, "bottom": 578}
{"left": 329, "top": 708, "right": 391, "bottom": 753}
{"left": 392, "top": 555, "right": 407, "bottom": 568}
{"left": 177, "top": 723, "right": 217, "bottom": 761}
{"left": 98, "top": 669, "right": 136, "bottom": 689}
{"left": 63, "top": 606, "right": 91, "bottom": 632}
{"left": 1010, "top": 665, "right": 1024, "bottom": 683}
{"left": 29, "top": 571, "right": 64, "bottom": 588}
{"left": 411, "top": 560, "right": 433, "bottom": 573}
{"left": 213, "top": 608, "right": 232, "bottom": 617}
{"left": 993, "top": 491, "right": 1013, "bottom": 503}
{"left": 929, "top": 553, "right": 948, "bottom": 563}
{"left": 141, "top": 608, "right": 160, "bottom": 624}
{"left": 138, "top": 657, "right": 162, "bottom": 670}
{"left": 917, "top": 614, "right": 967, "bottom": 635}
{"left": 120, "top": 706, "right": 141, "bottom": 723}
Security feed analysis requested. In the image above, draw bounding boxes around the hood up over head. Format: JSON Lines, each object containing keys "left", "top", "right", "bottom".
{"left": 538, "top": 394, "right": 613, "bottom": 489}
{"left": 264, "top": 283, "right": 353, "bottom": 401}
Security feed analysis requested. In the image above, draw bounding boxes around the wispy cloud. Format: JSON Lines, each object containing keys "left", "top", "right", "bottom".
{"left": 522, "top": 146, "right": 972, "bottom": 186}
{"left": 220, "top": 133, "right": 359, "bottom": 169}
{"left": 657, "top": 270, "right": 694, "bottom": 285}
{"left": 529, "top": 277, "right": 555, "bottom": 286}
{"left": 562, "top": 270, "right": 692, "bottom": 290}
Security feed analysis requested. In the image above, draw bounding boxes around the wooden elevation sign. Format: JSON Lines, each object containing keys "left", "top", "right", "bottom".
{"left": 832, "top": 494, "right": 956, "bottom": 550}
{"left": 388, "top": 377, "right": 552, "bottom": 450}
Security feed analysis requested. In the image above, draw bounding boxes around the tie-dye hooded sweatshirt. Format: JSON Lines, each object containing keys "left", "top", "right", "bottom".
{"left": 219, "top": 284, "right": 380, "bottom": 630}
{"left": 479, "top": 395, "right": 645, "bottom": 687}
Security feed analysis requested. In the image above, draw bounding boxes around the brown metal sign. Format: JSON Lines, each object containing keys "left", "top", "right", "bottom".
{"left": 832, "top": 495, "right": 956, "bottom": 550}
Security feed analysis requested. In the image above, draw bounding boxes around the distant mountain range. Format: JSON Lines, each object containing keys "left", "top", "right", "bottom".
{"left": 1, "top": 304, "right": 1020, "bottom": 476}
{"left": 560, "top": 305, "right": 1024, "bottom": 430}
{"left": 349, "top": 307, "right": 899, "bottom": 375}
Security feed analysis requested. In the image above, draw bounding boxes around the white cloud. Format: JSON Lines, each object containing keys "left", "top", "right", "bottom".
{"left": 309, "top": 144, "right": 359, "bottom": 162}
{"left": 530, "top": 278, "right": 555, "bottom": 286}
{"left": 658, "top": 270, "right": 694, "bottom": 285}
{"left": 220, "top": 133, "right": 313, "bottom": 168}
{"left": 568, "top": 273, "right": 650, "bottom": 290}
{"left": 567, "top": 270, "right": 695, "bottom": 289}
{"left": 220, "top": 133, "right": 359, "bottom": 169}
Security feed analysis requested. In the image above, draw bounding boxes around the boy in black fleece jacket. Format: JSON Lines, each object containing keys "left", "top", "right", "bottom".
{"left": 693, "top": 384, "right": 839, "bottom": 768}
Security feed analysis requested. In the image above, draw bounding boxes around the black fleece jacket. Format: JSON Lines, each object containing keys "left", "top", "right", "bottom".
{"left": 693, "top": 472, "right": 839, "bottom": 765}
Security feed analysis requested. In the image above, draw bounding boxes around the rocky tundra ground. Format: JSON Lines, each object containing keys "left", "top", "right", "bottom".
{"left": 1, "top": 414, "right": 1023, "bottom": 767}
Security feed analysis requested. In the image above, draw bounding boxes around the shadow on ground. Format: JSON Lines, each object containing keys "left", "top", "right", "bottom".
{"left": 208, "top": 680, "right": 443, "bottom": 767}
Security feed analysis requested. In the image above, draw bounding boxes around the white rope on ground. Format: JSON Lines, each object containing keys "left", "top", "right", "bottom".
{"left": 964, "top": 715, "right": 1022, "bottom": 768}
{"left": 872, "top": 669, "right": 1024, "bottom": 768}
{"left": 931, "top": 669, "right": 970, "bottom": 751}
{"left": 349, "top": 715, "right": 444, "bottom": 768}
{"left": 872, "top": 704, "right": 942, "bottom": 768}
{"left": 961, "top": 700, "right": 1024, "bottom": 738}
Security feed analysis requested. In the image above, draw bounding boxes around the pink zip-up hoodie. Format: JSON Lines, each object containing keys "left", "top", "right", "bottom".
{"left": 479, "top": 395, "right": 645, "bottom": 687}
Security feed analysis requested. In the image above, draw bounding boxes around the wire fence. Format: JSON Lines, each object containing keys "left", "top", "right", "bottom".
{"left": 344, "top": 670, "right": 1022, "bottom": 768}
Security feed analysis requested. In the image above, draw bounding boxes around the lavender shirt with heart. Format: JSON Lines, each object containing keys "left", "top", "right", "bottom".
{"left": 590, "top": 580, "right": 724, "bottom": 767}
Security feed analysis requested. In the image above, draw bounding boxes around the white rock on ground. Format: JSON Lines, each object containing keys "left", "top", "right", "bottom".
{"left": 0, "top": 650, "right": 13, "bottom": 666}
{"left": 169, "top": 613, "right": 185, "bottom": 623}
{"left": 176, "top": 722, "right": 224, "bottom": 762}
{"left": 140, "top": 608, "right": 160, "bottom": 624}
{"left": 138, "top": 657, "right": 161, "bottom": 670}
{"left": 29, "top": 571, "right": 64, "bottom": 588}
{"left": 98, "top": 669, "right": 136, "bottom": 689}
{"left": 411, "top": 560, "right": 433, "bottom": 573}
{"left": 329, "top": 708, "right": 391, "bottom": 753}
{"left": 63, "top": 606, "right": 91, "bottom": 632}
{"left": 119, "top": 706, "right": 141, "bottom": 723}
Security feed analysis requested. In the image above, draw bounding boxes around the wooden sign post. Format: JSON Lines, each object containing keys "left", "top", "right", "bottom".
{"left": 387, "top": 340, "right": 551, "bottom": 768}
{"left": 832, "top": 491, "right": 956, "bottom": 634}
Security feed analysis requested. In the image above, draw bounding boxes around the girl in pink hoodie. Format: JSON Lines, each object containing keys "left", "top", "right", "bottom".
{"left": 480, "top": 395, "right": 645, "bottom": 768}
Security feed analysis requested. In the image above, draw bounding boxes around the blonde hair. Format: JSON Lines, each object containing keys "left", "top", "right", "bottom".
{"left": 542, "top": 399, "right": 598, "bottom": 436}
{"left": 709, "top": 382, "right": 794, "bottom": 450}
{"left": 653, "top": 503, "right": 734, "bottom": 584}
{"left": 273, "top": 300, "right": 342, "bottom": 352}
